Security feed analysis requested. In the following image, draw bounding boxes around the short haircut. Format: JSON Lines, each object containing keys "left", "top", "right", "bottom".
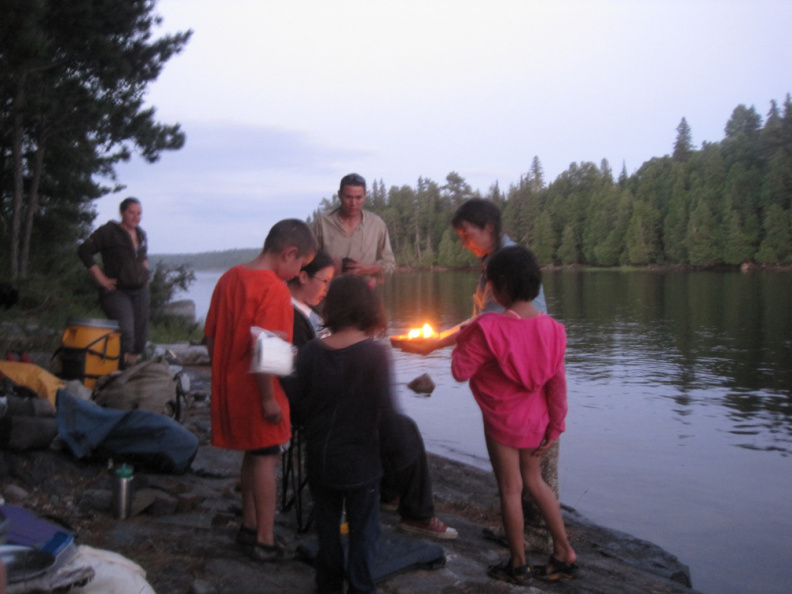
{"left": 451, "top": 198, "right": 502, "bottom": 239}
{"left": 486, "top": 245, "right": 542, "bottom": 303}
{"left": 263, "top": 219, "right": 317, "bottom": 257}
{"left": 322, "top": 275, "right": 387, "bottom": 336}
{"left": 287, "top": 249, "right": 334, "bottom": 287}
{"left": 339, "top": 173, "right": 366, "bottom": 193}
{"left": 120, "top": 197, "right": 141, "bottom": 213}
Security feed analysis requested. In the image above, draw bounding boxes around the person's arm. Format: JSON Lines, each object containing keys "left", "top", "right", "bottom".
{"left": 534, "top": 363, "right": 568, "bottom": 456}
{"left": 450, "top": 322, "right": 490, "bottom": 382}
{"left": 256, "top": 372, "right": 282, "bottom": 425}
{"left": 87, "top": 264, "right": 117, "bottom": 291}
{"left": 79, "top": 226, "right": 117, "bottom": 290}
{"left": 204, "top": 336, "right": 215, "bottom": 365}
{"left": 399, "top": 320, "right": 468, "bottom": 355}
{"left": 375, "top": 225, "right": 396, "bottom": 275}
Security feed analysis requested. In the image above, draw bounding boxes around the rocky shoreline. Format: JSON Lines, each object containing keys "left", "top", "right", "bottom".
{"left": 0, "top": 349, "right": 698, "bottom": 593}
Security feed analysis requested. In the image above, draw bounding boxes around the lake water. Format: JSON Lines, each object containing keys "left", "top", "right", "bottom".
{"left": 182, "top": 268, "right": 792, "bottom": 594}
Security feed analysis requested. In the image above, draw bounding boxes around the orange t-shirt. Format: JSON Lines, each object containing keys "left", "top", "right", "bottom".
{"left": 204, "top": 266, "right": 293, "bottom": 450}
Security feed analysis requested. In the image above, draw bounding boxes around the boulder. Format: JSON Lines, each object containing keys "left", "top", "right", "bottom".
{"left": 407, "top": 373, "right": 435, "bottom": 395}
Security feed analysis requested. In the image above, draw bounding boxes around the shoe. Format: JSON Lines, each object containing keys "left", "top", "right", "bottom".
{"left": 381, "top": 496, "right": 400, "bottom": 512}
{"left": 236, "top": 525, "right": 287, "bottom": 549}
{"left": 533, "top": 555, "right": 577, "bottom": 581}
{"left": 248, "top": 540, "right": 287, "bottom": 562}
{"left": 487, "top": 558, "right": 531, "bottom": 586}
{"left": 398, "top": 516, "right": 458, "bottom": 540}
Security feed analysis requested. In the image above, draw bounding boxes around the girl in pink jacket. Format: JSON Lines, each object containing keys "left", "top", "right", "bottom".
{"left": 451, "top": 245, "right": 577, "bottom": 585}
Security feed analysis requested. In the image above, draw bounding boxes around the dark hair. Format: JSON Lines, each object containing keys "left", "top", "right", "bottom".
{"left": 120, "top": 197, "right": 141, "bottom": 213}
{"left": 486, "top": 245, "right": 542, "bottom": 304}
{"left": 451, "top": 198, "right": 502, "bottom": 240}
{"left": 339, "top": 173, "right": 366, "bottom": 193}
{"left": 287, "top": 249, "right": 334, "bottom": 287}
{"left": 263, "top": 219, "right": 317, "bottom": 257}
{"left": 322, "top": 275, "right": 387, "bottom": 336}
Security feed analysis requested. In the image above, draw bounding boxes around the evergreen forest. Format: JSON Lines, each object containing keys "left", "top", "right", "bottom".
{"left": 308, "top": 101, "right": 792, "bottom": 269}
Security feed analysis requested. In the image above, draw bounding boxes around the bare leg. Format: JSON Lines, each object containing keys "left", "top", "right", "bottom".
{"left": 241, "top": 452, "right": 279, "bottom": 545}
{"left": 486, "top": 434, "right": 527, "bottom": 567}
{"left": 520, "top": 449, "right": 576, "bottom": 565}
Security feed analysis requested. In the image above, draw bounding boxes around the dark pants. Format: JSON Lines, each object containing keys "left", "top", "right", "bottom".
{"left": 380, "top": 415, "right": 434, "bottom": 521}
{"left": 100, "top": 285, "right": 150, "bottom": 357}
{"left": 310, "top": 480, "right": 380, "bottom": 594}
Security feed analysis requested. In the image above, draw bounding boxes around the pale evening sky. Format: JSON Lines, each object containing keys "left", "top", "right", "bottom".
{"left": 92, "top": 0, "right": 791, "bottom": 254}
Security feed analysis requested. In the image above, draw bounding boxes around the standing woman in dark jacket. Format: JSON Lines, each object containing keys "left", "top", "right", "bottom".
{"left": 78, "top": 197, "right": 150, "bottom": 367}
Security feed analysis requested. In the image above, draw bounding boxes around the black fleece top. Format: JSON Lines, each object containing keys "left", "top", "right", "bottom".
{"left": 78, "top": 221, "right": 148, "bottom": 289}
{"left": 289, "top": 338, "right": 397, "bottom": 490}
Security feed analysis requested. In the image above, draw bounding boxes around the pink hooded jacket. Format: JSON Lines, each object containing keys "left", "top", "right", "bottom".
{"left": 451, "top": 312, "right": 567, "bottom": 449}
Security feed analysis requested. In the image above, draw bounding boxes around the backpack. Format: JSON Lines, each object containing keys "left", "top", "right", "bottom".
{"left": 92, "top": 356, "right": 186, "bottom": 421}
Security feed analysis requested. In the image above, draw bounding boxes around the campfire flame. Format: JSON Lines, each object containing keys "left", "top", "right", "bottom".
{"left": 407, "top": 324, "right": 437, "bottom": 339}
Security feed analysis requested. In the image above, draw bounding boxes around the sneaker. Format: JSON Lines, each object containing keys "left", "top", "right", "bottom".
{"left": 381, "top": 496, "right": 400, "bottom": 512}
{"left": 248, "top": 540, "right": 287, "bottom": 562}
{"left": 487, "top": 558, "right": 532, "bottom": 586}
{"left": 236, "top": 525, "right": 287, "bottom": 549}
{"left": 398, "top": 516, "right": 458, "bottom": 540}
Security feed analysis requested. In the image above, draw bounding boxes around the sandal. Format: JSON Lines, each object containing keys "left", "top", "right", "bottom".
{"left": 534, "top": 555, "right": 578, "bottom": 581}
{"left": 487, "top": 558, "right": 532, "bottom": 586}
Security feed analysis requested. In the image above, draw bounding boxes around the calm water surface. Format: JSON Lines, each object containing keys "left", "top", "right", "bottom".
{"left": 187, "top": 269, "right": 792, "bottom": 594}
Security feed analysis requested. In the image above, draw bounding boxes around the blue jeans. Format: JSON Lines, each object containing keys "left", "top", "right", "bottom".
{"left": 310, "top": 480, "right": 380, "bottom": 594}
{"left": 100, "top": 285, "right": 150, "bottom": 357}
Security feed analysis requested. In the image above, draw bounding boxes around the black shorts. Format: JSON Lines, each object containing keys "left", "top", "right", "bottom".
{"left": 247, "top": 443, "right": 286, "bottom": 456}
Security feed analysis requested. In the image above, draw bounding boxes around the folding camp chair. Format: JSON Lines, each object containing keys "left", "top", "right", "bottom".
{"left": 280, "top": 426, "right": 313, "bottom": 532}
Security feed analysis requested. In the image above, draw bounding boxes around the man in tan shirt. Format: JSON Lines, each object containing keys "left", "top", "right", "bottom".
{"left": 314, "top": 173, "right": 396, "bottom": 280}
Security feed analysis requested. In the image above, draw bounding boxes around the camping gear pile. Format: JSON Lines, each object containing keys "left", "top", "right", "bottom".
{"left": 0, "top": 319, "right": 201, "bottom": 590}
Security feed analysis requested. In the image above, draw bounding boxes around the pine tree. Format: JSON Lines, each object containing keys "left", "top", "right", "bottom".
{"left": 673, "top": 117, "right": 694, "bottom": 162}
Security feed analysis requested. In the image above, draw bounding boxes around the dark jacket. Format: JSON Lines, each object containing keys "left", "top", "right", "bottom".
{"left": 289, "top": 338, "right": 397, "bottom": 490}
{"left": 78, "top": 222, "right": 149, "bottom": 289}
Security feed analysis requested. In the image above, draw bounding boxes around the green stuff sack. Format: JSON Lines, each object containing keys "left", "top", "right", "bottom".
{"left": 93, "top": 356, "right": 183, "bottom": 420}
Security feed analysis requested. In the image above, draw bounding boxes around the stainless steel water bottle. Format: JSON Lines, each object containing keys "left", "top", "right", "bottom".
{"left": 113, "top": 463, "right": 134, "bottom": 519}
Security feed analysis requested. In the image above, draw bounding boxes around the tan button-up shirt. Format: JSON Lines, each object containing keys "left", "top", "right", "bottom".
{"left": 315, "top": 209, "right": 396, "bottom": 275}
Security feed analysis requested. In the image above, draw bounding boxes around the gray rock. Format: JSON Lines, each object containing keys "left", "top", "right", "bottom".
{"left": 3, "top": 483, "right": 30, "bottom": 502}
{"left": 158, "top": 299, "right": 196, "bottom": 323}
{"left": 407, "top": 373, "right": 435, "bottom": 395}
{"left": 191, "top": 578, "right": 217, "bottom": 594}
{"left": 157, "top": 342, "right": 210, "bottom": 366}
{"left": 77, "top": 489, "right": 113, "bottom": 513}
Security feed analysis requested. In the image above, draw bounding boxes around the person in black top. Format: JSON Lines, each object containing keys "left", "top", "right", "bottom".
{"left": 289, "top": 275, "right": 394, "bottom": 594}
{"left": 78, "top": 197, "right": 149, "bottom": 367}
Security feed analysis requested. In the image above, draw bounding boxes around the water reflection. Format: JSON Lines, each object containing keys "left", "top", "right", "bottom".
{"left": 382, "top": 269, "right": 792, "bottom": 453}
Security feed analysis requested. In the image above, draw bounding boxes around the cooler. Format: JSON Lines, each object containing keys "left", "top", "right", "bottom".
{"left": 56, "top": 318, "right": 121, "bottom": 388}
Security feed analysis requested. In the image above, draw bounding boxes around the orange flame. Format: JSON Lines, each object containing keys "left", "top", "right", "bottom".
{"left": 407, "top": 324, "right": 437, "bottom": 339}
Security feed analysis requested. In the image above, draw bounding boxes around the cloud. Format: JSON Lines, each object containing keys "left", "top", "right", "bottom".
{"left": 96, "top": 122, "right": 372, "bottom": 252}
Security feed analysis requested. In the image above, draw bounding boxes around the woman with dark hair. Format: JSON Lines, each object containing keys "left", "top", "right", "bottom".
{"left": 286, "top": 249, "right": 335, "bottom": 346}
{"left": 78, "top": 197, "right": 149, "bottom": 367}
{"left": 403, "top": 198, "right": 546, "bottom": 354}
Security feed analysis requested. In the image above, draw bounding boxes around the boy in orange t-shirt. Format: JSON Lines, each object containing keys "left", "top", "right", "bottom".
{"left": 204, "top": 219, "right": 316, "bottom": 561}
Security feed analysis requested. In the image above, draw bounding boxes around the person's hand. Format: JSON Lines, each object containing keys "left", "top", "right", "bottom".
{"left": 532, "top": 436, "right": 556, "bottom": 457}
{"left": 344, "top": 260, "right": 381, "bottom": 277}
{"left": 260, "top": 397, "right": 282, "bottom": 425}
{"left": 399, "top": 336, "right": 442, "bottom": 355}
{"left": 99, "top": 276, "right": 117, "bottom": 291}
{"left": 89, "top": 265, "right": 117, "bottom": 291}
